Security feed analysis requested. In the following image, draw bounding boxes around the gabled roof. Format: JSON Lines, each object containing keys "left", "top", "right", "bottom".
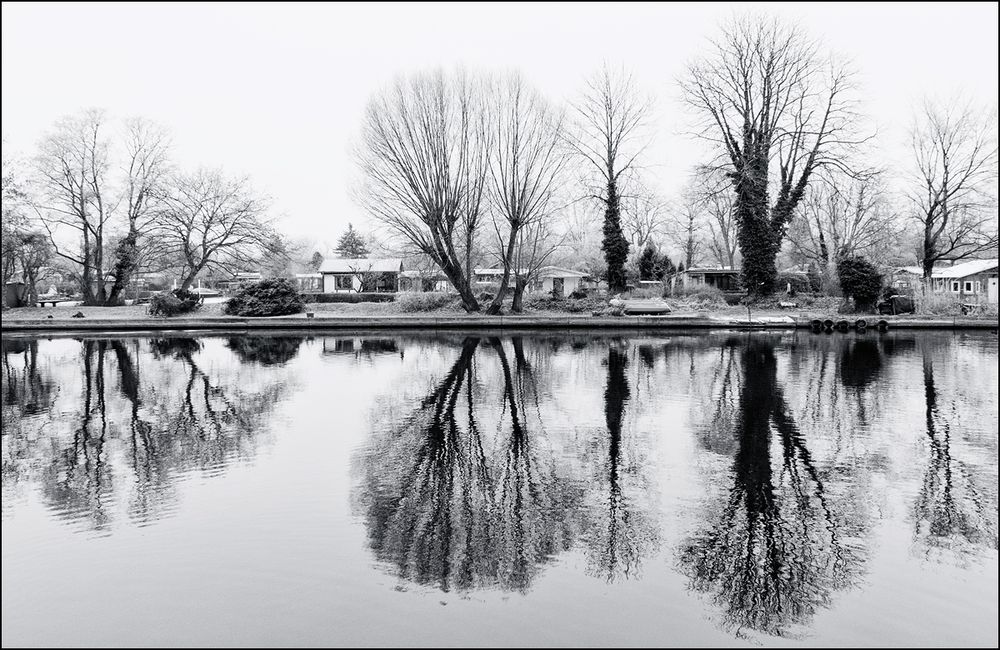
{"left": 537, "top": 266, "right": 590, "bottom": 278}
{"left": 932, "top": 259, "right": 998, "bottom": 279}
{"left": 319, "top": 258, "right": 403, "bottom": 273}
{"left": 686, "top": 266, "right": 740, "bottom": 274}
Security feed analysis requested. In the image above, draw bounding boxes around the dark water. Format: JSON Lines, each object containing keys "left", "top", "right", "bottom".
{"left": 2, "top": 330, "right": 997, "bottom": 647}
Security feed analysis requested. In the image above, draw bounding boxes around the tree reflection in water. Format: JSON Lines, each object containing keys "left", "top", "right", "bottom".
{"left": 358, "top": 337, "right": 584, "bottom": 593}
{"left": 679, "top": 336, "right": 864, "bottom": 637}
{"left": 914, "top": 350, "right": 998, "bottom": 557}
{"left": 582, "top": 343, "right": 659, "bottom": 583}
{"left": 1, "top": 335, "right": 298, "bottom": 532}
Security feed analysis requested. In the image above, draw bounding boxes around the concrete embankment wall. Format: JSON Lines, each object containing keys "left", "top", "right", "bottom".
{"left": 2, "top": 315, "right": 997, "bottom": 333}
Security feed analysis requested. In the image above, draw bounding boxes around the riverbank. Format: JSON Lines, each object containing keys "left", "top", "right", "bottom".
{"left": 3, "top": 304, "right": 997, "bottom": 332}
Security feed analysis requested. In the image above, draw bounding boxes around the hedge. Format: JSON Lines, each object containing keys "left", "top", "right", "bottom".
{"left": 303, "top": 292, "right": 396, "bottom": 303}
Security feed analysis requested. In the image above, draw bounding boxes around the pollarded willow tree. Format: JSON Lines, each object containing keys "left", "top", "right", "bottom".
{"left": 485, "top": 73, "right": 570, "bottom": 314}
{"left": 357, "top": 69, "right": 491, "bottom": 312}
{"left": 567, "top": 65, "right": 653, "bottom": 294}
{"left": 682, "top": 15, "right": 867, "bottom": 296}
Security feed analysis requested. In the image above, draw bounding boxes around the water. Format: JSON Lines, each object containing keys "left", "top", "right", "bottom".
{"left": 2, "top": 330, "right": 997, "bottom": 647}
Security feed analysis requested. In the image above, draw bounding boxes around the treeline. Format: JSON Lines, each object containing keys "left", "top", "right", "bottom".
{"left": 2, "top": 110, "right": 283, "bottom": 306}
{"left": 355, "top": 15, "right": 998, "bottom": 308}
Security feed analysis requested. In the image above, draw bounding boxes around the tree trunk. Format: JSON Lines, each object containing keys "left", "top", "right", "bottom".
{"left": 107, "top": 229, "right": 140, "bottom": 306}
{"left": 510, "top": 276, "right": 527, "bottom": 313}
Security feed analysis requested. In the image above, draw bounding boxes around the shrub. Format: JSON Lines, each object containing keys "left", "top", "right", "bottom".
{"left": 837, "top": 256, "right": 882, "bottom": 312}
{"left": 304, "top": 292, "right": 395, "bottom": 303}
{"left": 224, "top": 278, "right": 304, "bottom": 317}
{"left": 568, "top": 288, "right": 588, "bottom": 299}
{"left": 148, "top": 289, "right": 202, "bottom": 317}
{"left": 777, "top": 272, "right": 811, "bottom": 295}
{"left": 394, "top": 292, "right": 461, "bottom": 312}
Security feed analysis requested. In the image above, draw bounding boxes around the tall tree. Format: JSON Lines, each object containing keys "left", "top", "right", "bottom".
{"left": 568, "top": 65, "right": 652, "bottom": 293}
{"left": 682, "top": 16, "right": 866, "bottom": 295}
{"left": 335, "top": 223, "right": 370, "bottom": 258}
{"left": 485, "top": 73, "right": 570, "bottom": 314}
{"left": 357, "top": 69, "right": 491, "bottom": 312}
{"left": 149, "top": 168, "right": 273, "bottom": 290}
{"left": 908, "top": 99, "right": 998, "bottom": 278}
{"left": 33, "top": 110, "right": 170, "bottom": 305}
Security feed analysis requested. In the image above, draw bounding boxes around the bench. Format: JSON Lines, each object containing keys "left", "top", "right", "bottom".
{"left": 37, "top": 297, "right": 74, "bottom": 308}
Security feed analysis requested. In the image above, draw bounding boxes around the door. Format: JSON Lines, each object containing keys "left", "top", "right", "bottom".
{"left": 988, "top": 277, "right": 998, "bottom": 305}
{"left": 552, "top": 277, "right": 564, "bottom": 298}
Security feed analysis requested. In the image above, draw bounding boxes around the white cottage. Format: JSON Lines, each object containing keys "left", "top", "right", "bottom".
{"left": 317, "top": 258, "right": 403, "bottom": 293}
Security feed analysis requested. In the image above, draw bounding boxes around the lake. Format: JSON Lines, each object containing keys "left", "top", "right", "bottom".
{"left": 2, "top": 330, "right": 997, "bottom": 647}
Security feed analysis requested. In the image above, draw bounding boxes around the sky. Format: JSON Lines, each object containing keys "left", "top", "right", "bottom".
{"left": 2, "top": 1, "right": 997, "bottom": 250}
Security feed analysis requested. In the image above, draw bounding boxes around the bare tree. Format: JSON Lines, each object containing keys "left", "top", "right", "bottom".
{"left": 789, "top": 173, "right": 898, "bottom": 289}
{"left": 34, "top": 110, "right": 114, "bottom": 304}
{"left": 620, "top": 184, "right": 668, "bottom": 252}
{"left": 693, "top": 168, "right": 739, "bottom": 269}
{"left": 908, "top": 99, "right": 998, "bottom": 278}
{"left": 149, "top": 169, "right": 273, "bottom": 290}
{"left": 668, "top": 191, "right": 705, "bottom": 270}
{"left": 682, "top": 15, "right": 867, "bottom": 295}
{"left": 485, "top": 73, "right": 570, "bottom": 313}
{"left": 106, "top": 118, "right": 171, "bottom": 304}
{"left": 567, "top": 65, "right": 653, "bottom": 292}
{"left": 32, "top": 110, "right": 170, "bottom": 305}
{"left": 357, "top": 69, "right": 490, "bottom": 312}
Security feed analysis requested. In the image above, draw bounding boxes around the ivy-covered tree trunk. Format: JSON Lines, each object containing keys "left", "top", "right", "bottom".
{"left": 732, "top": 155, "right": 787, "bottom": 297}
{"left": 107, "top": 229, "right": 140, "bottom": 306}
{"left": 602, "top": 180, "right": 630, "bottom": 294}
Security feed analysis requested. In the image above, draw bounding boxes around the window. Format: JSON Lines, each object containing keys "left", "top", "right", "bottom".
{"left": 975, "top": 281, "right": 982, "bottom": 293}
{"left": 952, "top": 281, "right": 960, "bottom": 293}
{"left": 964, "top": 281, "right": 973, "bottom": 293}
{"left": 335, "top": 275, "right": 353, "bottom": 291}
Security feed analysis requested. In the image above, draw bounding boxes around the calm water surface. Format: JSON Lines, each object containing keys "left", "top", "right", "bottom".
{"left": 2, "top": 330, "right": 997, "bottom": 647}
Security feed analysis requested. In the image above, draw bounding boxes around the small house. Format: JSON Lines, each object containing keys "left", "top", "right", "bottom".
{"left": 473, "top": 266, "right": 592, "bottom": 297}
{"left": 534, "top": 266, "right": 591, "bottom": 296}
{"left": 318, "top": 258, "right": 403, "bottom": 293}
{"left": 399, "top": 270, "right": 452, "bottom": 293}
{"left": 930, "top": 259, "right": 999, "bottom": 304}
{"left": 683, "top": 266, "right": 741, "bottom": 291}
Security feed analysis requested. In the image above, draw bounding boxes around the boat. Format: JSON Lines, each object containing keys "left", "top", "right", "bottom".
{"left": 621, "top": 299, "right": 673, "bottom": 315}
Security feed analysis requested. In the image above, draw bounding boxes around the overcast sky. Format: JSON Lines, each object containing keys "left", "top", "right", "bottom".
{"left": 3, "top": 2, "right": 997, "bottom": 249}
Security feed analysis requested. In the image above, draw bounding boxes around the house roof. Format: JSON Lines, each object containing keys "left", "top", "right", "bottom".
{"left": 474, "top": 266, "right": 590, "bottom": 278}
{"left": 319, "top": 258, "right": 403, "bottom": 273}
{"left": 537, "top": 266, "right": 590, "bottom": 278}
{"left": 931, "top": 259, "right": 998, "bottom": 279}
{"left": 686, "top": 266, "right": 740, "bottom": 274}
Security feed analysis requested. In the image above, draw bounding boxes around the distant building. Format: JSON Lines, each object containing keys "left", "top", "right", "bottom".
{"left": 216, "top": 272, "right": 263, "bottom": 293}
{"left": 294, "top": 273, "right": 323, "bottom": 293}
{"left": 929, "top": 259, "right": 998, "bottom": 304}
{"left": 473, "top": 266, "right": 592, "bottom": 297}
{"left": 318, "top": 258, "right": 403, "bottom": 293}
{"left": 683, "top": 266, "right": 741, "bottom": 291}
{"left": 398, "top": 270, "right": 452, "bottom": 293}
